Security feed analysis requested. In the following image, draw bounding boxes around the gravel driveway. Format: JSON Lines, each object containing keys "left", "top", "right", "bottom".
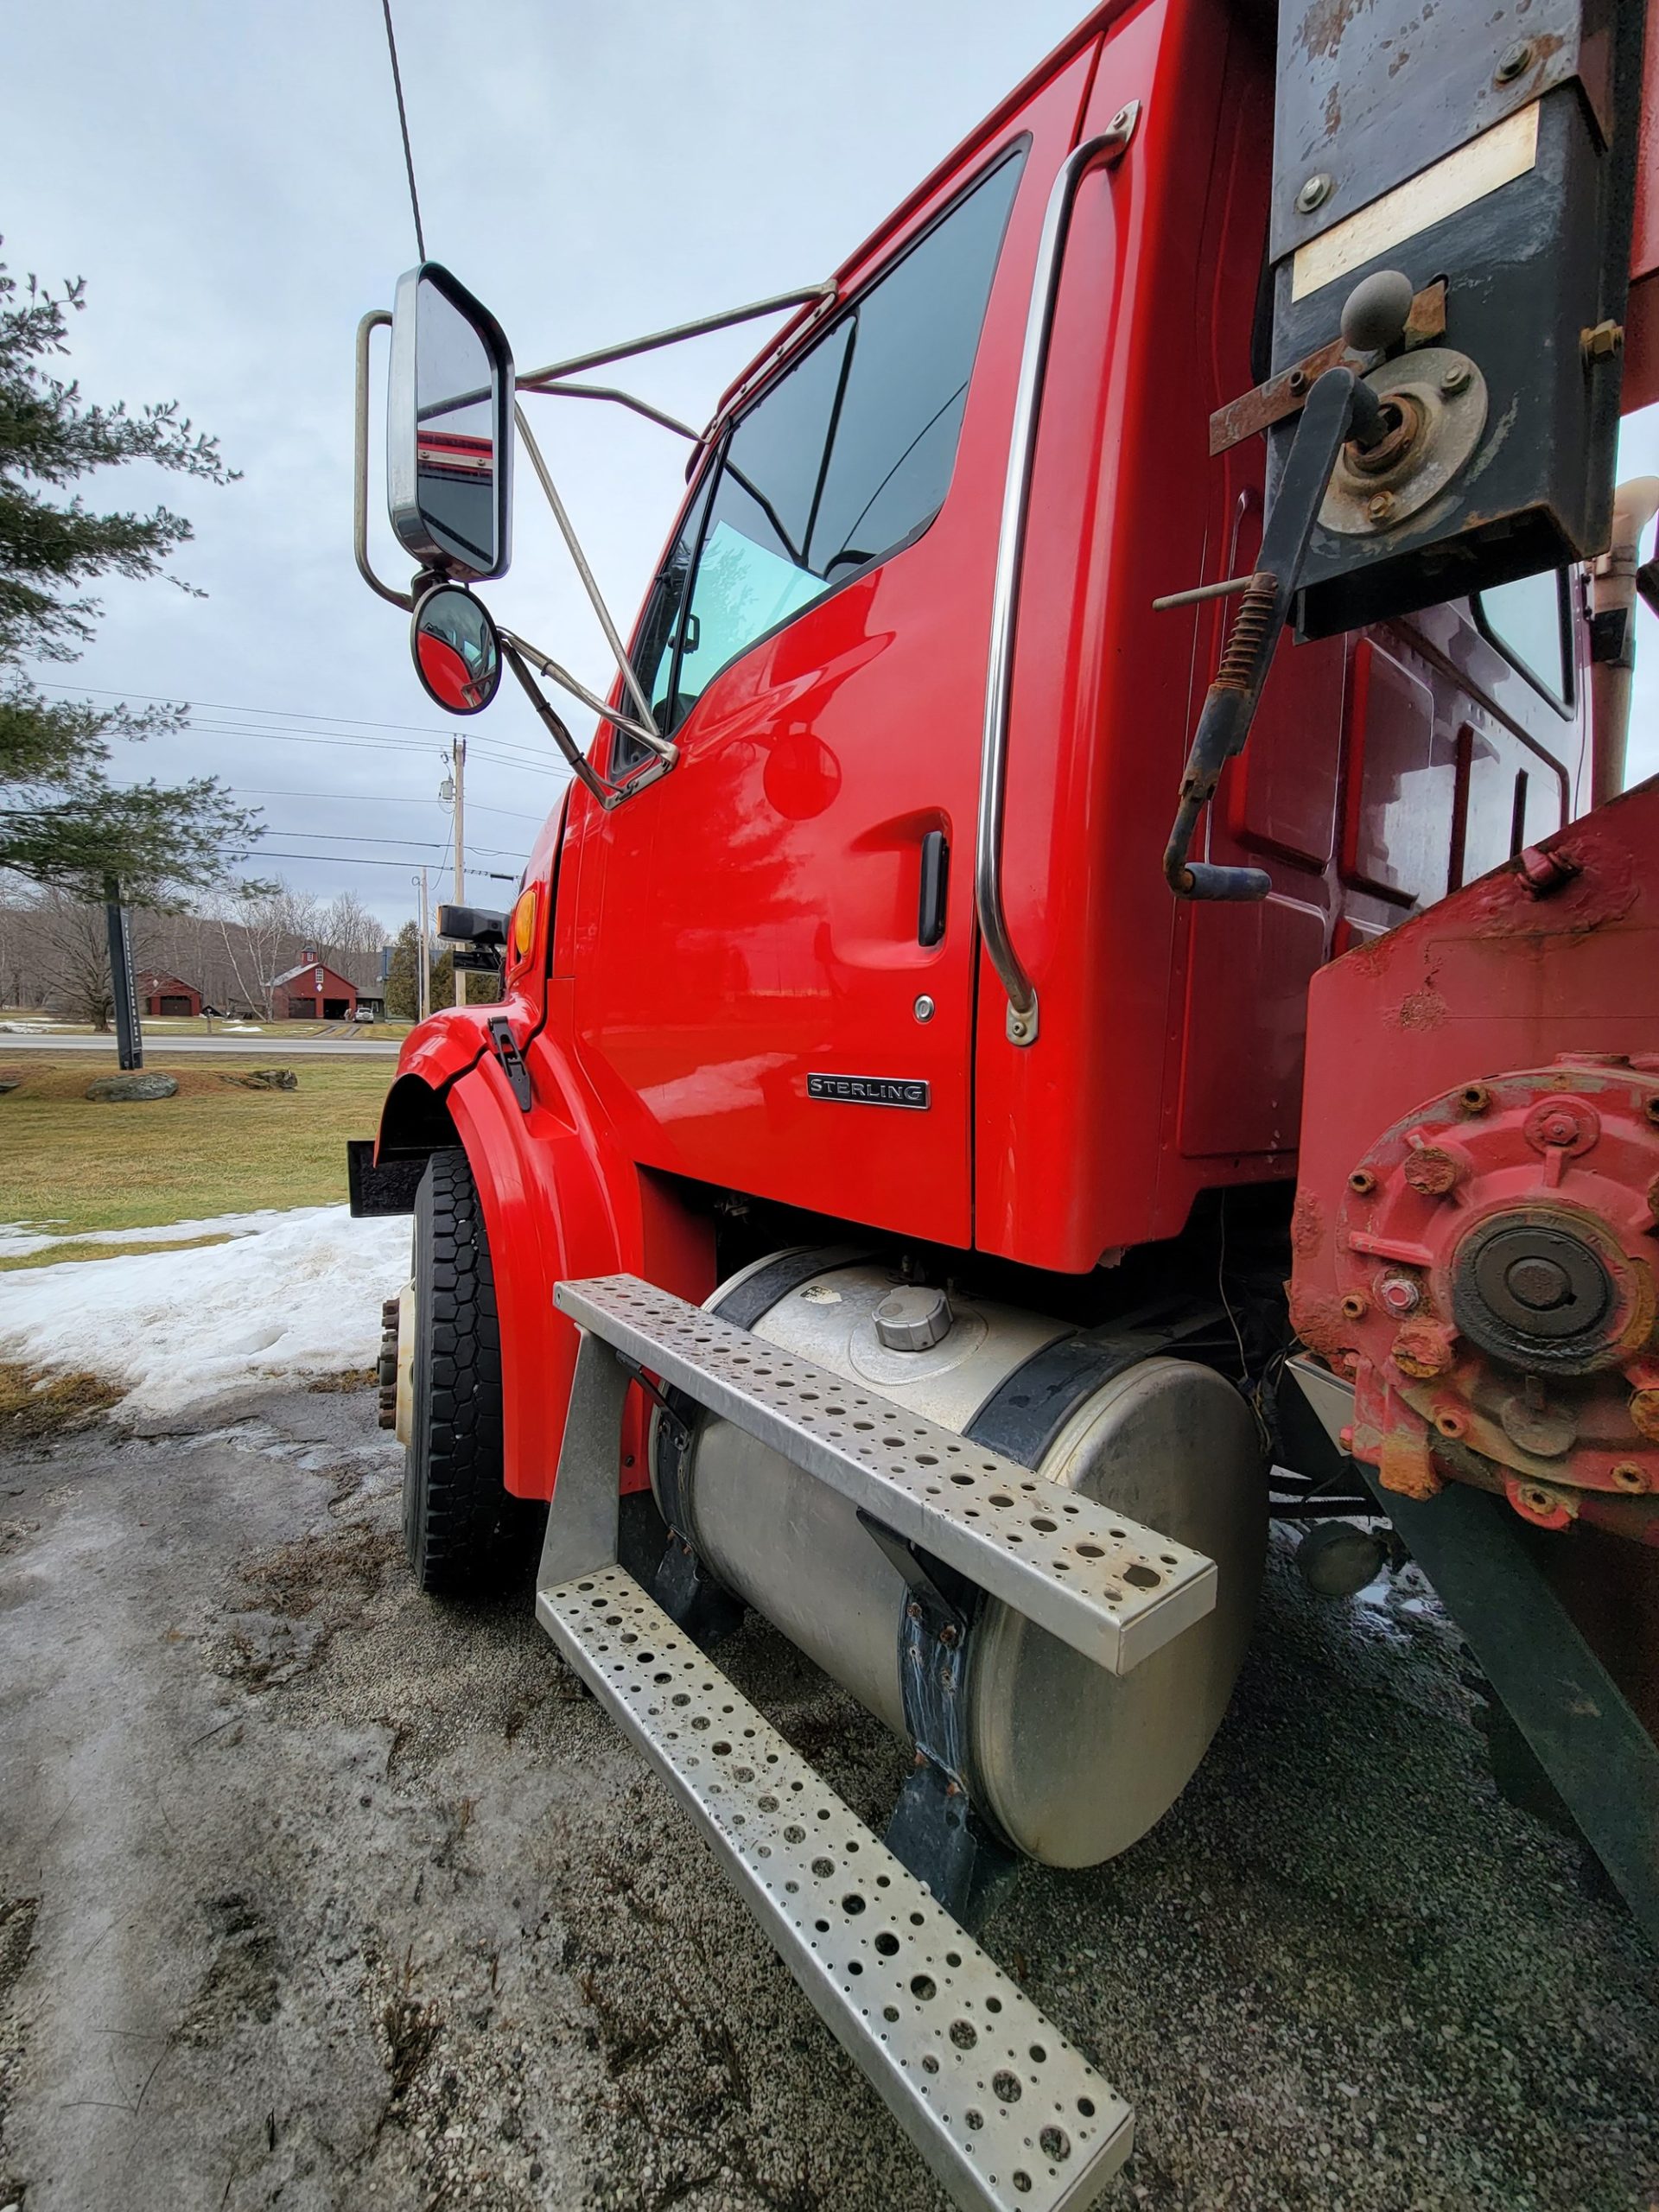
{"left": 0, "top": 1387, "right": 1653, "bottom": 2211}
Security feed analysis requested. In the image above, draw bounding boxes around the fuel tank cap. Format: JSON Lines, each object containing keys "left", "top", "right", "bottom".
{"left": 874, "top": 1286, "right": 953, "bottom": 1351}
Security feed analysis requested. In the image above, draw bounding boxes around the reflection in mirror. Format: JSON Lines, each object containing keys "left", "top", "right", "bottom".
{"left": 389, "top": 264, "right": 512, "bottom": 579}
{"left": 411, "top": 583, "right": 502, "bottom": 715}
{"left": 416, "top": 281, "right": 498, "bottom": 571}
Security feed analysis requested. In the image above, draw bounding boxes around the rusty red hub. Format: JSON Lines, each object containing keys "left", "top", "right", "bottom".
{"left": 1292, "top": 1054, "right": 1659, "bottom": 1540}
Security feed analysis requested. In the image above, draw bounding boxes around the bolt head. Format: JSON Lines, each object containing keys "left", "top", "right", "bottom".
{"left": 1379, "top": 1275, "right": 1421, "bottom": 1317}
{"left": 1367, "top": 489, "right": 1395, "bottom": 522}
{"left": 1440, "top": 361, "right": 1471, "bottom": 395}
{"left": 1496, "top": 39, "right": 1535, "bottom": 82}
{"left": 1296, "top": 171, "right": 1333, "bottom": 214}
{"left": 1540, "top": 1111, "right": 1578, "bottom": 1147}
{"left": 1611, "top": 1462, "right": 1649, "bottom": 1495}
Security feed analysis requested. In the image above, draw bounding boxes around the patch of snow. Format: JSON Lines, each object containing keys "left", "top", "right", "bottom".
{"left": 0, "top": 1206, "right": 317, "bottom": 1260}
{"left": 0, "top": 1205, "right": 410, "bottom": 1424}
{"left": 0, "top": 1020, "right": 70, "bottom": 1033}
{"left": 222, "top": 1022, "right": 265, "bottom": 1033}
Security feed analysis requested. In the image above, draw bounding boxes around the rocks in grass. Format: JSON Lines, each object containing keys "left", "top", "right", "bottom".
{"left": 0, "top": 1078, "right": 21, "bottom": 1096}
{"left": 219, "top": 1067, "right": 299, "bottom": 1091}
{"left": 86, "top": 1072, "right": 179, "bottom": 1103}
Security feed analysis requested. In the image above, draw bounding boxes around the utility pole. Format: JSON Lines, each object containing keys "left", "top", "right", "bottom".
{"left": 413, "top": 868, "right": 430, "bottom": 1024}
{"left": 452, "top": 734, "right": 467, "bottom": 1007}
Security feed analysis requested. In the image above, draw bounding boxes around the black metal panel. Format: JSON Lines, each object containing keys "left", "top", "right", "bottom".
{"left": 346, "top": 1139, "right": 427, "bottom": 1217}
{"left": 1271, "top": 0, "right": 1602, "bottom": 264}
{"left": 1284, "top": 88, "right": 1638, "bottom": 631}
{"left": 1268, "top": 1, "right": 1645, "bottom": 637}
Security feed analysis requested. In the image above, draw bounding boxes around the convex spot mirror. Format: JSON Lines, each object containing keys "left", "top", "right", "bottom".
{"left": 389, "top": 263, "right": 513, "bottom": 580}
{"left": 411, "top": 583, "right": 502, "bottom": 715}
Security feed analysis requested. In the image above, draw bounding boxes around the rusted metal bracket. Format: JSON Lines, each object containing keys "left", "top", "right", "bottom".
{"left": 1209, "top": 279, "right": 1446, "bottom": 456}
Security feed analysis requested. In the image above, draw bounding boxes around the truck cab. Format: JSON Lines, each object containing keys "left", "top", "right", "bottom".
{"left": 350, "top": 2, "right": 1655, "bottom": 2196}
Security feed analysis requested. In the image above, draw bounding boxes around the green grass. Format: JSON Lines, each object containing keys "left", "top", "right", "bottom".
{"left": 0, "top": 1056, "right": 397, "bottom": 1237}
{"left": 0, "top": 1015, "right": 413, "bottom": 1040}
{"left": 0, "top": 1232, "right": 235, "bottom": 1273}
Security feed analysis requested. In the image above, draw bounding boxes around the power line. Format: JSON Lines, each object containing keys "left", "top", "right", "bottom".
{"left": 35, "top": 680, "right": 581, "bottom": 765}
{"left": 223, "top": 785, "right": 547, "bottom": 825}
{"left": 252, "top": 828, "right": 525, "bottom": 859}
{"left": 35, "top": 680, "right": 485, "bottom": 740}
{"left": 222, "top": 848, "right": 517, "bottom": 880}
{"left": 381, "top": 0, "right": 427, "bottom": 261}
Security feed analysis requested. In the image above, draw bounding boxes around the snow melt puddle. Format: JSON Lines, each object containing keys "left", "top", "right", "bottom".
{"left": 0, "top": 1205, "right": 410, "bottom": 1423}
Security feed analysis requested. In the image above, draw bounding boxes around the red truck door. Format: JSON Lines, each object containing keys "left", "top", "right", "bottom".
{"left": 568, "top": 46, "right": 1099, "bottom": 1247}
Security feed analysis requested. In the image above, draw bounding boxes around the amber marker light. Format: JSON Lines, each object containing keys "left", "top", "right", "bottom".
{"left": 509, "top": 885, "right": 537, "bottom": 970}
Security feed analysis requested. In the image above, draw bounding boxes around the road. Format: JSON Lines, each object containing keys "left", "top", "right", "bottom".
{"left": 0, "top": 1033, "right": 401, "bottom": 1058}
{"left": 0, "top": 1383, "right": 1654, "bottom": 2212}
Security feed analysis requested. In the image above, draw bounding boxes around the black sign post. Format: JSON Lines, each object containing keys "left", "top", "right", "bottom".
{"left": 103, "top": 875, "right": 143, "bottom": 1072}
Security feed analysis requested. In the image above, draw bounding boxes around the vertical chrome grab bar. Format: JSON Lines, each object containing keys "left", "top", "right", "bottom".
{"left": 976, "top": 103, "right": 1140, "bottom": 1046}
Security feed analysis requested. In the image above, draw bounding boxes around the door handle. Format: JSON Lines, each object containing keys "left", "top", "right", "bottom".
{"left": 918, "top": 830, "right": 949, "bottom": 948}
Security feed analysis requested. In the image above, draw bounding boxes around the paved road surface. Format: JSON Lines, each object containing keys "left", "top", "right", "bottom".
{"left": 0, "top": 1033, "right": 401, "bottom": 1058}
{"left": 0, "top": 1386, "right": 1654, "bottom": 2211}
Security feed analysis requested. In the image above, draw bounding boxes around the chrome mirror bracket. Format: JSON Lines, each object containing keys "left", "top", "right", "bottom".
{"left": 353, "top": 310, "right": 415, "bottom": 611}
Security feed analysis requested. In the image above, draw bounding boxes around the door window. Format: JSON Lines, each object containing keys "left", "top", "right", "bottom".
{"left": 639, "top": 144, "right": 1026, "bottom": 729}
{"left": 1473, "top": 567, "right": 1573, "bottom": 710}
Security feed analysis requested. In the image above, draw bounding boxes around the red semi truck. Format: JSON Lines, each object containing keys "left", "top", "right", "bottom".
{"left": 349, "top": 4, "right": 1659, "bottom": 2202}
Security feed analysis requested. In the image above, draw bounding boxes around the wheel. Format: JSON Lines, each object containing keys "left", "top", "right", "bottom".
{"left": 403, "top": 1147, "right": 537, "bottom": 1595}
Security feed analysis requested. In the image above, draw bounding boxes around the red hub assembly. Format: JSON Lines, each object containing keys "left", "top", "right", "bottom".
{"left": 1292, "top": 1055, "right": 1659, "bottom": 1541}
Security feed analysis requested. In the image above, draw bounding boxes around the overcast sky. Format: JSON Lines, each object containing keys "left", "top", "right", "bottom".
{"left": 4, "top": 0, "right": 1657, "bottom": 937}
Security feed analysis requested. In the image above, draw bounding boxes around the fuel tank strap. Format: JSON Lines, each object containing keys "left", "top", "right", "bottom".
{"left": 965, "top": 1307, "right": 1237, "bottom": 1471}
{"left": 709, "top": 1245, "right": 871, "bottom": 1331}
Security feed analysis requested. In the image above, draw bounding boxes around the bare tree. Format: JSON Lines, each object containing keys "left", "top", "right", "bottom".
{"left": 316, "top": 890, "right": 386, "bottom": 988}
{"left": 202, "top": 880, "right": 320, "bottom": 1016}
{"left": 32, "top": 889, "right": 113, "bottom": 1027}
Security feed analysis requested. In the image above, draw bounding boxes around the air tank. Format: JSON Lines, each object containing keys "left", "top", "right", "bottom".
{"left": 652, "top": 1255, "right": 1266, "bottom": 1866}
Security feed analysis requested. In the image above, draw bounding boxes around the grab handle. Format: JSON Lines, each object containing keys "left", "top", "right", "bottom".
{"left": 975, "top": 103, "right": 1140, "bottom": 1047}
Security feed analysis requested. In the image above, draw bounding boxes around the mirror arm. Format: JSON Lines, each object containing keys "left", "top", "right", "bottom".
{"left": 353, "top": 310, "right": 416, "bottom": 611}
{"left": 500, "top": 641, "right": 670, "bottom": 812}
{"left": 515, "top": 283, "right": 837, "bottom": 387}
{"left": 498, "top": 624, "right": 674, "bottom": 762}
{"left": 520, "top": 381, "right": 701, "bottom": 443}
{"left": 512, "top": 401, "right": 664, "bottom": 741}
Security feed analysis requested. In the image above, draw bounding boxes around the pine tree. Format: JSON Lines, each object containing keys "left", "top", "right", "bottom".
{"left": 384, "top": 919, "right": 454, "bottom": 1020}
{"left": 0, "top": 244, "right": 259, "bottom": 900}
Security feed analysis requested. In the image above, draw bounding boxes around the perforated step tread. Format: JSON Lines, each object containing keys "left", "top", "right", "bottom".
{"left": 556, "top": 1274, "right": 1215, "bottom": 1674}
{"left": 540, "top": 1565, "right": 1134, "bottom": 2212}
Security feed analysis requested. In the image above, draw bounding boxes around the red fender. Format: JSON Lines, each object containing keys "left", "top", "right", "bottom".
{"left": 380, "top": 988, "right": 714, "bottom": 1499}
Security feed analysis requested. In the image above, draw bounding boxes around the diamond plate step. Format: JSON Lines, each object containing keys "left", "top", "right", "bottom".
{"left": 539, "top": 1565, "right": 1134, "bottom": 2212}
{"left": 555, "top": 1274, "right": 1216, "bottom": 1674}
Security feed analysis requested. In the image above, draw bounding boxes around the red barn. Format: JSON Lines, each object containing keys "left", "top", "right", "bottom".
{"left": 137, "top": 971, "right": 202, "bottom": 1018}
{"left": 268, "top": 952, "right": 359, "bottom": 1022}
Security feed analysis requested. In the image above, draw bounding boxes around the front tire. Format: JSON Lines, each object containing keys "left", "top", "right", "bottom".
{"left": 404, "top": 1147, "right": 531, "bottom": 1596}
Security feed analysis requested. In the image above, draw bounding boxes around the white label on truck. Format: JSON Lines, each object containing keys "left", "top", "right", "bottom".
{"left": 1293, "top": 102, "right": 1541, "bottom": 302}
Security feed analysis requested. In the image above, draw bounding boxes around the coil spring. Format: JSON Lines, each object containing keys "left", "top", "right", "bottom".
{"left": 1216, "top": 572, "right": 1278, "bottom": 691}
